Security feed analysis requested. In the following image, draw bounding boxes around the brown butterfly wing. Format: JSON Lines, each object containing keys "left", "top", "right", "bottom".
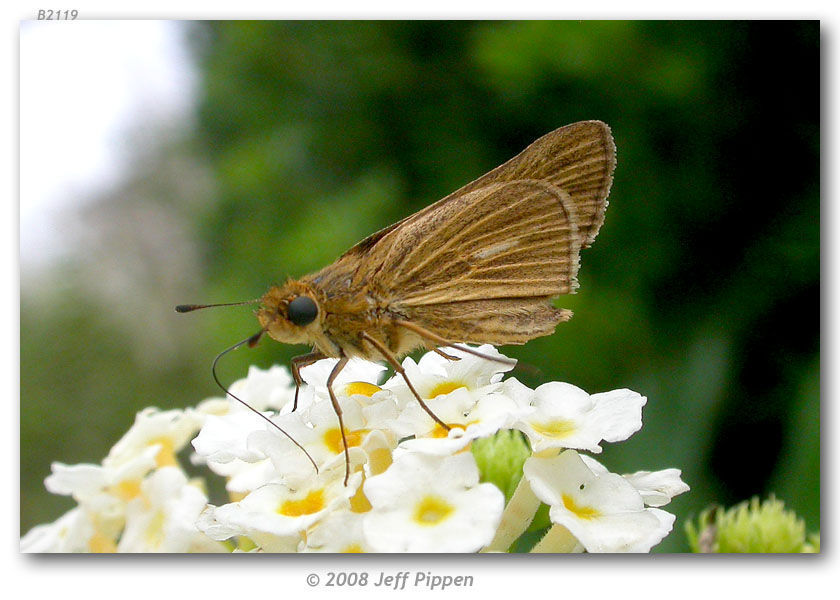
{"left": 370, "top": 180, "right": 580, "bottom": 345}
{"left": 338, "top": 120, "right": 614, "bottom": 265}
{"left": 314, "top": 121, "right": 615, "bottom": 346}
{"left": 373, "top": 180, "right": 580, "bottom": 303}
{"left": 450, "top": 120, "right": 616, "bottom": 248}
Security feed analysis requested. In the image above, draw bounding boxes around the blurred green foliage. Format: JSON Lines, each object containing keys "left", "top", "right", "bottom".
{"left": 21, "top": 21, "right": 819, "bottom": 552}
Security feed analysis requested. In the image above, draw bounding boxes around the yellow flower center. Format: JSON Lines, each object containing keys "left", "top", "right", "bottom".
{"left": 413, "top": 495, "right": 455, "bottom": 526}
{"left": 531, "top": 419, "right": 577, "bottom": 439}
{"left": 144, "top": 510, "right": 166, "bottom": 548}
{"left": 428, "top": 381, "right": 467, "bottom": 399}
{"left": 561, "top": 493, "right": 600, "bottom": 520}
{"left": 87, "top": 531, "right": 117, "bottom": 553}
{"left": 323, "top": 427, "right": 368, "bottom": 454}
{"left": 148, "top": 436, "right": 177, "bottom": 468}
{"left": 229, "top": 490, "right": 248, "bottom": 502}
{"left": 342, "top": 544, "right": 364, "bottom": 553}
{"left": 428, "top": 421, "right": 474, "bottom": 439}
{"left": 430, "top": 423, "right": 453, "bottom": 439}
{"left": 112, "top": 479, "right": 142, "bottom": 501}
{"left": 349, "top": 484, "right": 372, "bottom": 514}
{"left": 344, "top": 381, "right": 382, "bottom": 397}
{"left": 278, "top": 489, "right": 326, "bottom": 517}
{"left": 368, "top": 447, "right": 393, "bottom": 475}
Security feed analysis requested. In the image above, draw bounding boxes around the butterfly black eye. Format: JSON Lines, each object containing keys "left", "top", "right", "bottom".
{"left": 287, "top": 295, "right": 318, "bottom": 326}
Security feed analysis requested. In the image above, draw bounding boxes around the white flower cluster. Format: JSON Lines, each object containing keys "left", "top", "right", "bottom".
{"left": 21, "top": 346, "right": 688, "bottom": 553}
{"left": 20, "top": 406, "right": 223, "bottom": 552}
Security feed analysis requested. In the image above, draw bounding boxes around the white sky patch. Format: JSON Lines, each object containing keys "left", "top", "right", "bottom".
{"left": 20, "top": 20, "right": 198, "bottom": 270}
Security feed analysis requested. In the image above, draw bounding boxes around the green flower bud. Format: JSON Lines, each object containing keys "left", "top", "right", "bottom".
{"left": 471, "top": 430, "right": 531, "bottom": 502}
{"left": 686, "top": 495, "right": 818, "bottom": 553}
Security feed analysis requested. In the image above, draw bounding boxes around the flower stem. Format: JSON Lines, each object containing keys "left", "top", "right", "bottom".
{"left": 482, "top": 474, "right": 541, "bottom": 552}
{"left": 531, "top": 524, "right": 583, "bottom": 553}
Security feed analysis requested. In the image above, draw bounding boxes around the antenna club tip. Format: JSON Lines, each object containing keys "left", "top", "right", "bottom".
{"left": 175, "top": 304, "right": 194, "bottom": 313}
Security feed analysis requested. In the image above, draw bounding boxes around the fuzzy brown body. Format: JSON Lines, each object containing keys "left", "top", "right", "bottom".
{"left": 256, "top": 120, "right": 616, "bottom": 364}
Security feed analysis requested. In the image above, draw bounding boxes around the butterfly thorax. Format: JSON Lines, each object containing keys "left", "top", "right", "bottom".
{"left": 257, "top": 267, "right": 412, "bottom": 361}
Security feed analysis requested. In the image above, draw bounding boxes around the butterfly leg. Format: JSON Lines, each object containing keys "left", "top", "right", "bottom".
{"left": 290, "top": 351, "right": 326, "bottom": 411}
{"left": 360, "top": 331, "right": 450, "bottom": 432}
{"left": 394, "top": 319, "right": 517, "bottom": 366}
{"left": 325, "top": 356, "right": 352, "bottom": 486}
{"left": 433, "top": 347, "right": 461, "bottom": 361}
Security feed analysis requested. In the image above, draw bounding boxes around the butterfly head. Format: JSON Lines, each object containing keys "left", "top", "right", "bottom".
{"left": 257, "top": 280, "right": 322, "bottom": 345}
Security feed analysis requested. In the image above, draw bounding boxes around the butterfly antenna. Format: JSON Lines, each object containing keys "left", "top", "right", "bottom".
{"left": 211, "top": 330, "right": 319, "bottom": 474}
{"left": 175, "top": 299, "right": 260, "bottom": 313}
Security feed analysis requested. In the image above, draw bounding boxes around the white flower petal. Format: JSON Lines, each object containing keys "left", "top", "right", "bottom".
{"left": 525, "top": 451, "right": 673, "bottom": 553}
{"left": 423, "top": 344, "right": 516, "bottom": 387}
{"left": 363, "top": 452, "right": 504, "bottom": 552}
{"left": 105, "top": 407, "right": 201, "bottom": 469}
{"left": 550, "top": 508, "right": 673, "bottom": 553}
{"left": 227, "top": 364, "right": 296, "bottom": 411}
{"left": 44, "top": 463, "right": 107, "bottom": 498}
{"left": 199, "top": 462, "right": 362, "bottom": 548}
{"left": 20, "top": 507, "right": 97, "bottom": 553}
{"left": 301, "top": 357, "right": 386, "bottom": 392}
{"left": 622, "top": 469, "right": 690, "bottom": 507}
{"left": 579, "top": 456, "right": 690, "bottom": 508}
{"left": 192, "top": 409, "right": 271, "bottom": 464}
{"left": 516, "top": 384, "right": 646, "bottom": 453}
{"left": 117, "top": 467, "right": 218, "bottom": 553}
{"left": 586, "top": 388, "right": 646, "bottom": 443}
{"left": 303, "top": 510, "right": 370, "bottom": 553}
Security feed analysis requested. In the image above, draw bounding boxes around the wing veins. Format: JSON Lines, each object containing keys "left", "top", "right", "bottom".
{"left": 392, "top": 184, "right": 540, "bottom": 282}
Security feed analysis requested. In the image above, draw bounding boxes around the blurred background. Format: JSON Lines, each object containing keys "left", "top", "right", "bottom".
{"left": 20, "top": 21, "right": 819, "bottom": 552}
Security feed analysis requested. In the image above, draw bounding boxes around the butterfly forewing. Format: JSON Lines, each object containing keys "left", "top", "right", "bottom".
{"left": 336, "top": 120, "right": 614, "bottom": 267}
{"left": 305, "top": 120, "right": 615, "bottom": 350}
{"left": 449, "top": 120, "right": 616, "bottom": 248}
{"left": 375, "top": 180, "right": 580, "bottom": 305}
